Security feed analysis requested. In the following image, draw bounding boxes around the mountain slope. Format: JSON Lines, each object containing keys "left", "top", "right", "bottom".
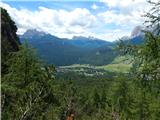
{"left": 20, "top": 30, "right": 85, "bottom": 65}
{"left": 68, "top": 36, "right": 113, "bottom": 49}
{"left": 19, "top": 28, "right": 144, "bottom": 66}
{"left": 19, "top": 29, "right": 116, "bottom": 66}
{"left": 1, "top": 7, "right": 20, "bottom": 74}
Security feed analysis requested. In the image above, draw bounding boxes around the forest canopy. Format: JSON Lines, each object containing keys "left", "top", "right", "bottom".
{"left": 1, "top": 0, "right": 160, "bottom": 120}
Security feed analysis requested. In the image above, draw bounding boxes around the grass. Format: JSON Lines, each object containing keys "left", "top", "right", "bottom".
{"left": 58, "top": 55, "right": 133, "bottom": 74}
{"left": 59, "top": 64, "right": 91, "bottom": 68}
{"left": 111, "top": 55, "right": 131, "bottom": 64}
{"left": 96, "top": 63, "right": 132, "bottom": 73}
{"left": 96, "top": 55, "right": 132, "bottom": 73}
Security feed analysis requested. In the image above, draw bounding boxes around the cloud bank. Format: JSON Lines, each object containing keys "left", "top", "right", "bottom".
{"left": 0, "top": 1, "right": 150, "bottom": 41}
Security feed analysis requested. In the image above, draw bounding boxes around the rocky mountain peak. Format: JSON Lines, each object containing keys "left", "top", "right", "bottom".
{"left": 131, "top": 26, "right": 142, "bottom": 38}
{"left": 22, "top": 29, "right": 47, "bottom": 38}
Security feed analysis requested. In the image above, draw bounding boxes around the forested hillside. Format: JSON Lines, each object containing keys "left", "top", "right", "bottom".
{"left": 20, "top": 30, "right": 117, "bottom": 66}
{"left": 19, "top": 29, "right": 145, "bottom": 66}
{"left": 1, "top": 0, "right": 160, "bottom": 120}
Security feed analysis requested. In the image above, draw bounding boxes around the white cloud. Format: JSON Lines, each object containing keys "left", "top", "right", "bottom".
{"left": 0, "top": 2, "right": 97, "bottom": 37}
{"left": 100, "top": 0, "right": 147, "bottom": 8}
{"left": 91, "top": 3, "right": 99, "bottom": 10}
{"left": 100, "top": 0, "right": 151, "bottom": 18}
{"left": 0, "top": 1, "right": 151, "bottom": 41}
{"left": 95, "top": 29, "right": 131, "bottom": 42}
{"left": 98, "top": 10, "right": 144, "bottom": 27}
{"left": 98, "top": 0, "right": 151, "bottom": 33}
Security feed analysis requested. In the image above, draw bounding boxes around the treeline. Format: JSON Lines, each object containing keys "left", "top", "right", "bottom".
{"left": 1, "top": 0, "right": 160, "bottom": 120}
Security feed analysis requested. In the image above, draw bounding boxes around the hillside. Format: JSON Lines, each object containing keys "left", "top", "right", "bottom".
{"left": 96, "top": 55, "right": 132, "bottom": 73}
{"left": 2, "top": 1, "right": 160, "bottom": 120}
{"left": 68, "top": 36, "right": 113, "bottom": 49}
{"left": 19, "top": 29, "right": 144, "bottom": 66}
{"left": 1, "top": 7, "right": 20, "bottom": 74}
{"left": 19, "top": 29, "right": 117, "bottom": 66}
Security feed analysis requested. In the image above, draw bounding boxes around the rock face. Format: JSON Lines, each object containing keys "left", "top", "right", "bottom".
{"left": 22, "top": 29, "right": 46, "bottom": 38}
{"left": 131, "top": 26, "right": 142, "bottom": 38}
{"left": 1, "top": 7, "right": 20, "bottom": 74}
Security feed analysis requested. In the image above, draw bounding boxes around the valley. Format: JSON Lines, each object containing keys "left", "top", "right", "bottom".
{"left": 1, "top": 1, "right": 160, "bottom": 119}
{"left": 19, "top": 29, "right": 142, "bottom": 66}
{"left": 56, "top": 55, "right": 132, "bottom": 78}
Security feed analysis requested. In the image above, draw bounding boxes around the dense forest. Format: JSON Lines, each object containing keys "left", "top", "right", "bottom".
{"left": 1, "top": 1, "right": 160, "bottom": 120}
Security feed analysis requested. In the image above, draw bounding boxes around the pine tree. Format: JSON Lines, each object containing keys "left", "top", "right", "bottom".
{"left": 2, "top": 43, "right": 57, "bottom": 120}
{"left": 112, "top": 76, "right": 135, "bottom": 119}
{"left": 93, "top": 88, "right": 101, "bottom": 109}
{"left": 117, "top": 0, "right": 160, "bottom": 119}
{"left": 101, "top": 88, "right": 107, "bottom": 110}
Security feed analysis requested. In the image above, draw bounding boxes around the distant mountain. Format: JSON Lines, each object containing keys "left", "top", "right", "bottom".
{"left": 80, "top": 45, "right": 118, "bottom": 65}
{"left": 130, "top": 35, "right": 144, "bottom": 44}
{"left": 19, "top": 28, "right": 145, "bottom": 66}
{"left": 121, "top": 26, "right": 145, "bottom": 45}
{"left": 131, "top": 26, "right": 142, "bottom": 38}
{"left": 20, "top": 29, "right": 114, "bottom": 47}
{"left": 21, "top": 29, "right": 46, "bottom": 38}
{"left": 20, "top": 29, "right": 84, "bottom": 65}
{"left": 19, "top": 29, "right": 117, "bottom": 66}
{"left": 121, "top": 35, "right": 144, "bottom": 45}
{"left": 69, "top": 36, "right": 113, "bottom": 49}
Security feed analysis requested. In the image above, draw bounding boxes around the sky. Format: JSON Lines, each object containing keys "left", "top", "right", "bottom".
{"left": 0, "top": 0, "right": 155, "bottom": 41}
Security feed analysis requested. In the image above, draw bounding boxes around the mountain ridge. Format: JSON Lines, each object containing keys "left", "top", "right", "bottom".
{"left": 19, "top": 29, "right": 144, "bottom": 66}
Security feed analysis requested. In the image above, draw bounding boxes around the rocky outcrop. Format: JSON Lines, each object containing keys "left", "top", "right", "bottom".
{"left": 1, "top": 7, "right": 20, "bottom": 74}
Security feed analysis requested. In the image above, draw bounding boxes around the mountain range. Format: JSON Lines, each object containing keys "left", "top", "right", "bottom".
{"left": 19, "top": 28, "right": 144, "bottom": 66}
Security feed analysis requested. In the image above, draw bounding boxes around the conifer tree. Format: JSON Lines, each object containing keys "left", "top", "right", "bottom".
{"left": 2, "top": 43, "right": 56, "bottom": 120}
{"left": 118, "top": 0, "right": 160, "bottom": 119}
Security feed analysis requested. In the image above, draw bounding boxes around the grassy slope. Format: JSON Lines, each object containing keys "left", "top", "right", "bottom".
{"left": 96, "top": 55, "right": 132, "bottom": 73}
{"left": 58, "top": 55, "right": 132, "bottom": 74}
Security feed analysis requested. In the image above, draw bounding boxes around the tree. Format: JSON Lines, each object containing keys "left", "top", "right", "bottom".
{"left": 93, "top": 88, "right": 101, "bottom": 110}
{"left": 1, "top": 43, "right": 57, "bottom": 120}
{"left": 101, "top": 87, "right": 107, "bottom": 110}
{"left": 111, "top": 76, "right": 136, "bottom": 119}
{"left": 117, "top": 0, "right": 160, "bottom": 119}
{"left": 144, "top": 0, "right": 160, "bottom": 35}
{"left": 1, "top": 7, "right": 20, "bottom": 75}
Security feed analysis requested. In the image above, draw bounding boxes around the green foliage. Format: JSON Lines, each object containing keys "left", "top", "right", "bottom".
{"left": 20, "top": 30, "right": 117, "bottom": 66}
{"left": 2, "top": 1, "right": 160, "bottom": 119}
{"left": 144, "top": 0, "right": 160, "bottom": 35}
{"left": 1, "top": 7, "right": 20, "bottom": 75}
{"left": 117, "top": 1, "right": 160, "bottom": 119}
{"left": 1, "top": 43, "right": 57, "bottom": 120}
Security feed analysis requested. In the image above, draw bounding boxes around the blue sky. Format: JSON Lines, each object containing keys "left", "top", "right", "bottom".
{"left": 0, "top": 0, "right": 150, "bottom": 41}
{"left": 2, "top": 1, "right": 108, "bottom": 13}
